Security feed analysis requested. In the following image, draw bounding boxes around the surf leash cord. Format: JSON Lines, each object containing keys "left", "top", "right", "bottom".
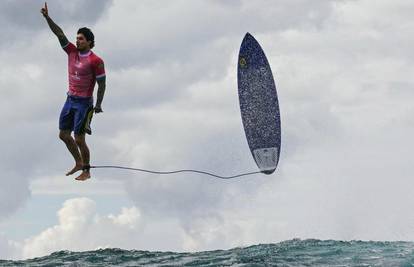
{"left": 90, "top": 165, "right": 262, "bottom": 180}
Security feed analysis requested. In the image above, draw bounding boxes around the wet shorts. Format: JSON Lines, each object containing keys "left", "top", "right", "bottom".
{"left": 59, "top": 95, "right": 94, "bottom": 135}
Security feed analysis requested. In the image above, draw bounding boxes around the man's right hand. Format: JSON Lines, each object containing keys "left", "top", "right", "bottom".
{"left": 41, "top": 2, "right": 67, "bottom": 44}
{"left": 40, "top": 2, "right": 48, "bottom": 18}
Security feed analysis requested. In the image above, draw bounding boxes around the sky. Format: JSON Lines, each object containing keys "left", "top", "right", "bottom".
{"left": 1, "top": 0, "right": 414, "bottom": 261}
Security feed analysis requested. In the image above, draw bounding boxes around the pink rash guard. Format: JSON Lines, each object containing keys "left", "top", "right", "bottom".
{"left": 62, "top": 42, "right": 106, "bottom": 98}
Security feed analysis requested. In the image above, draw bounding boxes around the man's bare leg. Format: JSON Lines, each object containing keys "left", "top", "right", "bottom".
{"left": 59, "top": 130, "right": 83, "bottom": 175}
{"left": 74, "top": 133, "right": 91, "bottom": 181}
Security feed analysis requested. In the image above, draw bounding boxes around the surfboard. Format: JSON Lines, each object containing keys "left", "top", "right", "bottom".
{"left": 237, "top": 32, "right": 281, "bottom": 174}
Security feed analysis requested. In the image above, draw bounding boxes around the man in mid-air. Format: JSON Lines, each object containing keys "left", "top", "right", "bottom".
{"left": 41, "top": 2, "right": 106, "bottom": 181}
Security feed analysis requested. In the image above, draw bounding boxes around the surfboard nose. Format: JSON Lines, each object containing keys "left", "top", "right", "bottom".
{"left": 244, "top": 32, "right": 254, "bottom": 38}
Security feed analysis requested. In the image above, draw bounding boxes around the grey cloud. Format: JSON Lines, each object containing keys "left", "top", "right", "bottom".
{"left": 0, "top": 171, "right": 30, "bottom": 220}
{"left": 96, "top": 0, "right": 340, "bottom": 129}
{"left": 0, "top": 234, "right": 19, "bottom": 260}
{"left": 99, "top": 0, "right": 335, "bottom": 71}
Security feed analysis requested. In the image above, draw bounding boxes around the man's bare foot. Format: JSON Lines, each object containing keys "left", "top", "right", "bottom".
{"left": 75, "top": 171, "right": 91, "bottom": 181}
{"left": 66, "top": 164, "right": 83, "bottom": 176}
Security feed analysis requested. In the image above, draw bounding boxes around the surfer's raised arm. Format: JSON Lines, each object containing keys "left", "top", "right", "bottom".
{"left": 40, "top": 2, "right": 69, "bottom": 47}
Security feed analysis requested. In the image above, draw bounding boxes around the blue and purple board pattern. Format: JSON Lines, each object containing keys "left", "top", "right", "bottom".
{"left": 237, "top": 33, "right": 281, "bottom": 174}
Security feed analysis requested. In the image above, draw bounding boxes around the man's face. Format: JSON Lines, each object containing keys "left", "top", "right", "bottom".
{"left": 76, "top": 33, "right": 90, "bottom": 51}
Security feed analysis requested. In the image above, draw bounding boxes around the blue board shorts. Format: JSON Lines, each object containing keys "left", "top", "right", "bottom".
{"left": 59, "top": 95, "right": 94, "bottom": 135}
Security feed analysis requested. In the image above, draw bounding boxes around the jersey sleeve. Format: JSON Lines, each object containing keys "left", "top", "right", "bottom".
{"left": 62, "top": 42, "right": 77, "bottom": 55}
{"left": 93, "top": 57, "right": 106, "bottom": 80}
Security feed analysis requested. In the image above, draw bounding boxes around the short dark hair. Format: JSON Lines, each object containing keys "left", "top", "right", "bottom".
{"left": 77, "top": 27, "right": 95, "bottom": 48}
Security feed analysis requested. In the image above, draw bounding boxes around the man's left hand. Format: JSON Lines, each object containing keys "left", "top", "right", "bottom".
{"left": 94, "top": 106, "right": 103, "bottom": 113}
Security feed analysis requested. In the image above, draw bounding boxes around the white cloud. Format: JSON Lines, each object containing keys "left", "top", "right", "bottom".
{"left": 21, "top": 198, "right": 148, "bottom": 259}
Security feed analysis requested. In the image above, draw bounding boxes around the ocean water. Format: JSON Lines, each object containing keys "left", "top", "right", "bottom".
{"left": 2, "top": 239, "right": 414, "bottom": 266}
